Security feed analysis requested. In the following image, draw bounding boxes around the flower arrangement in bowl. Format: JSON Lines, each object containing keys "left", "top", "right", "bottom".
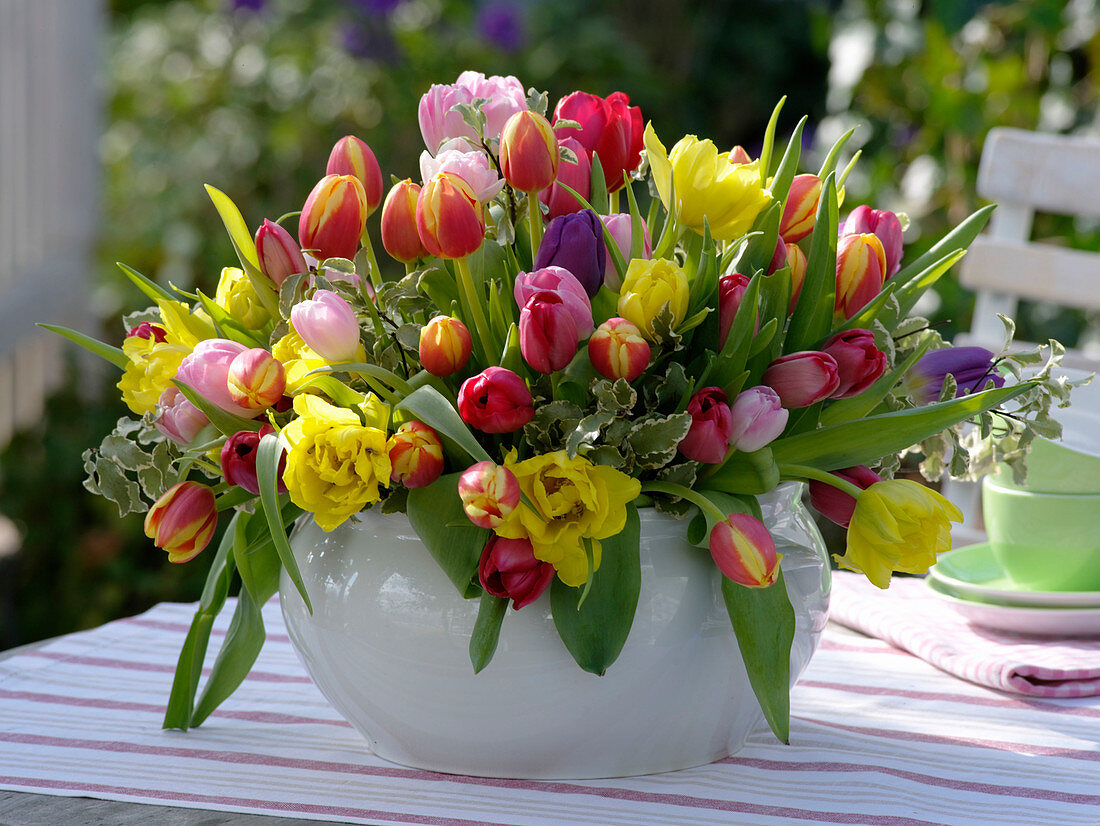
{"left": 48, "top": 70, "right": 1076, "bottom": 773}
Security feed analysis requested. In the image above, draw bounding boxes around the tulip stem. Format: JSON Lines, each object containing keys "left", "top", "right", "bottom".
{"left": 640, "top": 481, "right": 727, "bottom": 525}
{"left": 777, "top": 463, "right": 865, "bottom": 499}
{"left": 455, "top": 255, "right": 496, "bottom": 366}
{"left": 361, "top": 230, "right": 383, "bottom": 291}
{"left": 527, "top": 193, "right": 544, "bottom": 263}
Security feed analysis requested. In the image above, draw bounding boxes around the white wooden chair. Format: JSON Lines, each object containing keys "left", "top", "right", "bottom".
{"left": 946, "top": 127, "right": 1100, "bottom": 541}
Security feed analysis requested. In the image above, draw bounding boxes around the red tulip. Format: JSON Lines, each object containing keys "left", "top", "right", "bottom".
{"left": 144, "top": 481, "right": 218, "bottom": 563}
{"left": 478, "top": 535, "right": 554, "bottom": 610}
{"left": 381, "top": 179, "right": 428, "bottom": 264}
{"left": 519, "top": 291, "right": 579, "bottom": 374}
{"left": 221, "top": 425, "right": 286, "bottom": 496}
{"left": 808, "top": 465, "right": 883, "bottom": 528}
{"left": 709, "top": 512, "right": 781, "bottom": 588}
{"left": 678, "top": 387, "right": 734, "bottom": 464}
{"left": 539, "top": 136, "right": 591, "bottom": 220}
{"left": 326, "top": 135, "right": 384, "bottom": 216}
{"left": 298, "top": 174, "right": 369, "bottom": 262}
{"left": 416, "top": 172, "right": 485, "bottom": 260}
{"left": 552, "top": 91, "right": 643, "bottom": 192}
{"left": 255, "top": 219, "right": 307, "bottom": 287}
{"left": 762, "top": 351, "right": 840, "bottom": 408}
{"left": 822, "top": 329, "right": 887, "bottom": 399}
{"left": 387, "top": 421, "right": 445, "bottom": 489}
{"left": 458, "top": 367, "right": 534, "bottom": 434}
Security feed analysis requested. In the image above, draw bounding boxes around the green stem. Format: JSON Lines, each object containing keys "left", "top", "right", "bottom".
{"left": 609, "top": 188, "right": 620, "bottom": 213}
{"left": 455, "top": 255, "right": 496, "bottom": 366}
{"left": 777, "top": 463, "right": 864, "bottom": 499}
{"left": 640, "top": 480, "right": 727, "bottom": 524}
{"left": 527, "top": 192, "right": 544, "bottom": 262}
{"left": 361, "top": 229, "right": 383, "bottom": 291}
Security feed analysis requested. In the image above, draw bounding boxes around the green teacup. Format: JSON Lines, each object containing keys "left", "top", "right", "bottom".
{"left": 982, "top": 476, "right": 1100, "bottom": 591}
{"left": 990, "top": 435, "right": 1100, "bottom": 494}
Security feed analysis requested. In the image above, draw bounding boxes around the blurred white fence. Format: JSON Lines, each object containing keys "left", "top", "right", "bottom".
{"left": 0, "top": 0, "right": 102, "bottom": 448}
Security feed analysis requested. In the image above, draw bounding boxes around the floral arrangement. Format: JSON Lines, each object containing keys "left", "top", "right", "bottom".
{"left": 50, "top": 70, "right": 1074, "bottom": 744}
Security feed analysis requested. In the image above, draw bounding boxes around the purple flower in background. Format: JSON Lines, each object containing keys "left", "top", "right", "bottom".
{"left": 909, "top": 346, "right": 1005, "bottom": 403}
{"left": 340, "top": 21, "right": 400, "bottom": 64}
{"left": 230, "top": 0, "right": 266, "bottom": 11}
{"left": 346, "top": 0, "right": 404, "bottom": 13}
{"left": 477, "top": 1, "right": 526, "bottom": 52}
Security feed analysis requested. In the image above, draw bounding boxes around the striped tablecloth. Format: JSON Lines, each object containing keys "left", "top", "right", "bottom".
{"left": 2, "top": 589, "right": 1099, "bottom": 825}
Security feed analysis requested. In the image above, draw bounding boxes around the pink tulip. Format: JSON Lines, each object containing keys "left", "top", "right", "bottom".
{"left": 709, "top": 512, "right": 781, "bottom": 588}
{"left": 458, "top": 460, "right": 521, "bottom": 529}
{"left": 418, "top": 71, "right": 527, "bottom": 152}
{"left": 762, "top": 351, "right": 840, "bottom": 408}
{"left": 175, "top": 338, "right": 263, "bottom": 418}
{"left": 718, "top": 273, "right": 755, "bottom": 349}
{"left": 727, "top": 386, "right": 789, "bottom": 452}
{"left": 290, "top": 290, "right": 361, "bottom": 363}
{"left": 822, "top": 329, "right": 887, "bottom": 399}
{"left": 420, "top": 140, "right": 505, "bottom": 204}
{"left": 600, "top": 213, "right": 652, "bottom": 291}
{"left": 255, "top": 219, "right": 308, "bottom": 287}
{"left": 539, "top": 136, "right": 591, "bottom": 220}
{"left": 154, "top": 386, "right": 209, "bottom": 446}
{"left": 478, "top": 535, "right": 555, "bottom": 610}
{"left": 458, "top": 367, "right": 534, "bottom": 434}
{"left": 678, "top": 387, "right": 734, "bottom": 464}
{"left": 514, "top": 266, "right": 593, "bottom": 336}
{"left": 519, "top": 291, "right": 579, "bottom": 374}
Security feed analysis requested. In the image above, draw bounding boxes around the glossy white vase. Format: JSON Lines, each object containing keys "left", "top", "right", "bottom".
{"left": 279, "top": 482, "right": 830, "bottom": 779}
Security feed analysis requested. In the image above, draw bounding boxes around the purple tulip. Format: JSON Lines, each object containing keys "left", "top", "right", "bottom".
{"left": 910, "top": 346, "right": 1005, "bottom": 404}
{"left": 533, "top": 209, "right": 606, "bottom": 297}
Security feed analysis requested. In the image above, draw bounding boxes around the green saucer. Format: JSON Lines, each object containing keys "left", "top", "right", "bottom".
{"left": 928, "top": 542, "right": 1100, "bottom": 608}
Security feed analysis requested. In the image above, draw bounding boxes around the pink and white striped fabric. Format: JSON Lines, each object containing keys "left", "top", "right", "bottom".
{"left": 830, "top": 572, "right": 1100, "bottom": 698}
{"left": 2, "top": 595, "right": 1100, "bottom": 825}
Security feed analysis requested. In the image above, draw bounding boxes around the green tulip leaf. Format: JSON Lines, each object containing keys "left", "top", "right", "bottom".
{"left": 551, "top": 504, "right": 641, "bottom": 675}
{"left": 767, "top": 115, "right": 808, "bottom": 205}
{"left": 173, "top": 380, "right": 264, "bottom": 437}
{"left": 190, "top": 585, "right": 266, "bottom": 727}
{"left": 770, "top": 381, "right": 1035, "bottom": 471}
{"left": 407, "top": 472, "right": 489, "bottom": 599}
{"left": 469, "top": 591, "right": 508, "bottom": 673}
{"left": 38, "top": 323, "right": 129, "bottom": 371}
{"left": 396, "top": 385, "right": 492, "bottom": 464}
{"left": 786, "top": 173, "right": 838, "bottom": 353}
{"left": 116, "top": 261, "right": 178, "bottom": 304}
{"left": 703, "top": 447, "right": 781, "bottom": 496}
{"left": 891, "top": 204, "right": 994, "bottom": 289}
{"left": 205, "top": 184, "right": 280, "bottom": 318}
{"left": 256, "top": 433, "right": 311, "bottom": 613}
{"left": 722, "top": 570, "right": 795, "bottom": 744}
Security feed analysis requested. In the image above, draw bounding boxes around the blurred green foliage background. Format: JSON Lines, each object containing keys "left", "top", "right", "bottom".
{"left": 2, "top": 0, "right": 1098, "bottom": 648}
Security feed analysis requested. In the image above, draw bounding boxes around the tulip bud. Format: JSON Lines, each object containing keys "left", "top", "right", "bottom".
{"left": 808, "top": 465, "right": 882, "bottom": 528}
{"left": 514, "top": 266, "right": 593, "bottom": 336}
{"left": 709, "top": 512, "right": 781, "bottom": 588}
{"left": 220, "top": 425, "right": 286, "bottom": 496}
{"left": 539, "top": 136, "right": 591, "bottom": 220}
{"left": 175, "top": 338, "right": 264, "bottom": 419}
{"left": 326, "top": 135, "right": 384, "bottom": 216}
{"left": 822, "top": 329, "right": 887, "bottom": 399}
{"left": 786, "top": 242, "right": 807, "bottom": 312}
{"left": 678, "top": 387, "right": 734, "bottom": 464}
{"left": 127, "top": 322, "right": 167, "bottom": 342}
{"left": 835, "top": 232, "right": 887, "bottom": 320}
{"left": 416, "top": 172, "right": 485, "bottom": 260}
{"left": 729, "top": 145, "right": 752, "bottom": 165}
{"left": 458, "top": 366, "right": 534, "bottom": 434}
{"left": 588, "top": 317, "right": 651, "bottom": 382}
{"left": 728, "top": 386, "right": 789, "bottom": 452}
{"left": 533, "top": 209, "right": 606, "bottom": 297}
{"left": 767, "top": 235, "right": 788, "bottom": 276}
{"left": 290, "top": 290, "right": 361, "bottom": 363}
{"left": 718, "top": 273, "right": 754, "bottom": 349}
{"left": 909, "top": 346, "right": 1005, "bottom": 404}
{"left": 762, "top": 351, "right": 840, "bottom": 408}
{"left": 144, "top": 481, "right": 218, "bottom": 563}
{"left": 298, "top": 174, "right": 369, "bottom": 262}
{"left": 380, "top": 179, "right": 428, "bottom": 264}
{"left": 478, "top": 534, "right": 555, "bottom": 610}
{"left": 520, "top": 291, "right": 579, "bottom": 374}
{"left": 458, "top": 460, "right": 521, "bottom": 529}
{"left": 255, "top": 219, "right": 307, "bottom": 287}
{"left": 779, "top": 174, "right": 822, "bottom": 243}
{"left": 154, "top": 386, "right": 209, "bottom": 446}
{"left": 387, "top": 421, "right": 445, "bottom": 489}
{"left": 226, "top": 348, "right": 286, "bottom": 411}
{"left": 418, "top": 315, "right": 473, "bottom": 377}
{"left": 617, "top": 257, "right": 690, "bottom": 343}
{"left": 500, "top": 109, "right": 559, "bottom": 193}
{"left": 600, "top": 213, "right": 652, "bottom": 291}
{"left": 842, "top": 205, "right": 904, "bottom": 276}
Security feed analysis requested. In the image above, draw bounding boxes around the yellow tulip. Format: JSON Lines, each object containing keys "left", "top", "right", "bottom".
{"left": 281, "top": 394, "right": 391, "bottom": 532}
{"left": 117, "top": 334, "right": 191, "bottom": 416}
{"left": 616, "top": 258, "right": 689, "bottom": 343}
{"left": 496, "top": 450, "right": 640, "bottom": 586}
{"left": 215, "top": 266, "right": 273, "bottom": 330}
{"left": 644, "top": 124, "right": 772, "bottom": 241}
{"left": 835, "top": 479, "right": 963, "bottom": 588}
